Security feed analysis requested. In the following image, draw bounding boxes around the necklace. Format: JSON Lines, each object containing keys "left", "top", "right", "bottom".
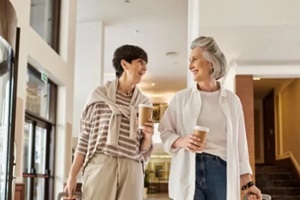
{"left": 116, "top": 89, "right": 133, "bottom": 97}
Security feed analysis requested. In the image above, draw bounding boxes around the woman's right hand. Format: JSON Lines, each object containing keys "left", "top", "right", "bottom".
{"left": 172, "top": 134, "right": 204, "bottom": 152}
{"left": 64, "top": 176, "right": 77, "bottom": 198}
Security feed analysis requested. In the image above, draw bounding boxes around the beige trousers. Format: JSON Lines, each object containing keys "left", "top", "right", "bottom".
{"left": 82, "top": 154, "right": 144, "bottom": 200}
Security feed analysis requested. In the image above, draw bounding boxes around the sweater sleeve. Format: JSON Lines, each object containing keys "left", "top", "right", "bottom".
{"left": 76, "top": 104, "right": 95, "bottom": 156}
{"left": 158, "top": 96, "right": 181, "bottom": 156}
{"left": 140, "top": 142, "right": 154, "bottom": 164}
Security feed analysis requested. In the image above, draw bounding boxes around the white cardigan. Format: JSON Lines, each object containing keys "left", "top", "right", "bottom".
{"left": 158, "top": 84, "right": 252, "bottom": 200}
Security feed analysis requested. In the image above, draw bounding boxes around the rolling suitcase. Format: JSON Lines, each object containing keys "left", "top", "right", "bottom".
{"left": 57, "top": 191, "right": 82, "bottom": 200}
{"left": 243, "top": 193, "right": 271, "bottom": 200}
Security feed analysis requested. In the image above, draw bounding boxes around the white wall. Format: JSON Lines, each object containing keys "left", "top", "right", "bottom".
{"left": 187, "top": 0, "right": 200, "bottom": 87}
{"left": 199, "top": 0, "right": 300, "bottom": 27}
{"left": 73, "top": 21, "right": 104, "bottom": 138}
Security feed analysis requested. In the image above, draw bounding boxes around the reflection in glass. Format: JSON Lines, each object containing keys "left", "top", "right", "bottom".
{"left": 24, "top": 177, "right": 30, "bottom": 200}
{"left": 30, "top": 0, "right": 53, "bottom": 45}
{"left": 23, "top": 121, "right": 48, "bottom": 200}
{"left": 23, "top": 122, "right": 33, "bottom": 174}
{"left": 26, "top": 70, "right": 50, "bottom": 119}
{"left": 24, "top": 177, "right": 46, "bottom": 200}
{"left": 33, "top": 177, "right": 45, "bottom": 200}
{"left": 34, "top": 126, "right": 47, "bottom": 174}
{"left": 0, "top": 36, "right": 13, "bottom": 200}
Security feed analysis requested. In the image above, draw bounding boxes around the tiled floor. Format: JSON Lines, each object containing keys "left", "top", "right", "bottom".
{"left": 144, "top": 193, "right": 170, "bottom": 200}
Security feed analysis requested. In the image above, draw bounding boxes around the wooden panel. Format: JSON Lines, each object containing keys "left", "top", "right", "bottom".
{"left": 236, "top": 75, "right": 256, "bottom": 180}
{"left": 148, "top": 182, "right": 168, "bottom": 193}
{"left": 14, "top": 183, "right": 24, "bottom": 200}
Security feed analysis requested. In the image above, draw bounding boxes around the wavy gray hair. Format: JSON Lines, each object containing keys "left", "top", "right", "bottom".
{"left": 191, "top": 36, "right": 227, "bottom": 80}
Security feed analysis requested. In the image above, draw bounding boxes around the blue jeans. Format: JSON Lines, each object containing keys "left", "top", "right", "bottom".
{"left": 194, "top": 153, "right": 227, "bottom": 200}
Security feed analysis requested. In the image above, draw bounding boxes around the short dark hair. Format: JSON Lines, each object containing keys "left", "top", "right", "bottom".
{"left": 112, "top": 45, "right": 148, "bottom": 78}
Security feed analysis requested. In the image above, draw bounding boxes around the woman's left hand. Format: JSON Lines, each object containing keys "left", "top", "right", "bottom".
{"left": 245, "top": 185, "right": 262, "bottom": 200}
{"left": 142, "top": 119, "right": 154, "bottom": 139}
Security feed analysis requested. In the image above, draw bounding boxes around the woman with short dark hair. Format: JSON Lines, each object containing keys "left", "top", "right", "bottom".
{"left": 65, "top": 44, "right": 154, "bottom": 200}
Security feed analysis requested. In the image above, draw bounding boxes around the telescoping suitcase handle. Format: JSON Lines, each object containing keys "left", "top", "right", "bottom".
{"left": 57, "top": 191, "right": 82, "bottom": 200}
{"left": 243, "top": 193, "right": 271, "bottom": 200}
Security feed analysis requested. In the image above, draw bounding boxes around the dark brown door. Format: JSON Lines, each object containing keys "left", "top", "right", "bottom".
{"left": 263, "top": 89, "right": 275, "bottom": 164}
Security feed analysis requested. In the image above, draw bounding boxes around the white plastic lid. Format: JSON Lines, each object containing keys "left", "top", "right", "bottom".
{"left": 194, "top": 125, "right": 209, "bottom": 132}
{"left": 138, "top": 104, "right": 153, "bottom": 108}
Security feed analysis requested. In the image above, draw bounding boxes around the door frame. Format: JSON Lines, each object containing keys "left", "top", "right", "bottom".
{"left": 23, "top": 112, "right": 52, "bottom": 200}
{"left": 263, "top": 89, "right": 276, "bottom": 164}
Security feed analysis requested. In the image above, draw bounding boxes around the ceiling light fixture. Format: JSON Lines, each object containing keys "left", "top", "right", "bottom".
{"left": 253, "top": 77, "right": 261, "bottom": 81}
{"left": 151, "top": 83, "right": 155, "bottom": 86}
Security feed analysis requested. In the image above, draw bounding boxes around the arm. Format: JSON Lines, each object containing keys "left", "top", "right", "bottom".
{"left": 140, "top": 119, "right": 154, "bottom": 150}
{"left": 158, "top": 96, "right": 202, "bottom": 155}
{"left": 240, "top": 174, "right": 262, "bottom": 199}
{"left": 158, "top": 97, "right": 181, "bottom": 155}
{"left": 237, "top": 99, "right": 253, "bottom": 175}
{"left": 64, "top": 105, "right": 93, "bottom": 197}
{"left": 237, "top": 99, "right": 262, "bottom": 199}
{"left": 171, "top": 135, "right": 203, "bottom": 152}
{"left": 64, "top": 153, "right": 84, "bottom": 197}
{"left": 140, "top": 119, "right": 154, "bottom": 163}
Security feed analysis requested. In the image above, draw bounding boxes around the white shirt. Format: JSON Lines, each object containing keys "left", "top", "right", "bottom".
{"left": 197, "top": 90, "right": 227, "bottom": 160}
{"left": 158, "top": 83, "right": 252, "bottom": 200}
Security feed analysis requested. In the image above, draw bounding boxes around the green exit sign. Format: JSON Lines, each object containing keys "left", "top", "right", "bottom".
{"left": 41, "top": 72, "right": 48, "bottom": 83}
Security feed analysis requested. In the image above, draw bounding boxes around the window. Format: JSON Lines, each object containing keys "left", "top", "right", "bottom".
{"left": 30, "top": 0, "right": 61, "bottom": 52}
{"left": 23, "top": 66, "right": 57, "bottom": 200}
{"left": 26, "top": 70, "right": 50, "bottom": 119}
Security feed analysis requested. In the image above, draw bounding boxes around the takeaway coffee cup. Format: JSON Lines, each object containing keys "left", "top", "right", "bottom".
{"left": 138, "top": 104, "right": 153, "bottom": 129}
{"left": 193, "top": 125, "right": 209, "bottom": 144}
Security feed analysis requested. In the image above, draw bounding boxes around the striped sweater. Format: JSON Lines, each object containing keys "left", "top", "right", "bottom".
{"left": 76, "top": 79, "right": 153, "bottom": 171}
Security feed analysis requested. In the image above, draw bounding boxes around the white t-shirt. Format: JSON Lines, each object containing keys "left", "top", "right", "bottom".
{"left": 197, "top": 90, "right": 227, "bottom": 161}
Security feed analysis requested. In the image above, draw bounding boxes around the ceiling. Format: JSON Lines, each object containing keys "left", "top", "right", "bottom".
{"left": 76, "top": 0, "right": 300, "bottom": 104}
{"left": 77, "top": 0, "right": 188, "bottom": 103}
{"left": 253, "top": 78, "right": 295, "bottom": 99}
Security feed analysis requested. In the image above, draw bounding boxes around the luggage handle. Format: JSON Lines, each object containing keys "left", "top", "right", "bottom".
{"left": 57, "top": 191, "right": 81, "bottom": 200}
{"left": 243, "top": 193, "right": 271, "bottom": 200}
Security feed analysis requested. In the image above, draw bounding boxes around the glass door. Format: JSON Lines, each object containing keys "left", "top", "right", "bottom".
{"left": 23, "top": 117, "right": 51, "bottom": 200}
{"left": 0, "top": 36, "right": 17, "bottom": 199}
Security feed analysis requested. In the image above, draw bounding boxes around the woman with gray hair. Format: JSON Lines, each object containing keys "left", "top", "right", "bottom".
{"left": 159, "top": 36, "right": 262, "bottom": 200}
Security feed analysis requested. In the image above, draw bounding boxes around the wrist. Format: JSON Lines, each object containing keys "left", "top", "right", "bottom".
{"left": 172, "top": 137, "right": 183, "bottom": 149}
{"left": 142, "top": 135, "right": 152, "bottom": 141}
{"left": 69, "top": 171, "right": 77, "bottom": 179}
{"left": 240, "top": 174, "right": 252, "bottom": 186}
{"left": 241, "top": 181, "right": 255, "bottom": 191}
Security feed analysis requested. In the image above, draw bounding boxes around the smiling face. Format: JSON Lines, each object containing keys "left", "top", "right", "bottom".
{"left": 189, "top": 47, "right": 212, "bottom": 82}
{"left": 121, "top": 58, "right": 147, "bottom": 84}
